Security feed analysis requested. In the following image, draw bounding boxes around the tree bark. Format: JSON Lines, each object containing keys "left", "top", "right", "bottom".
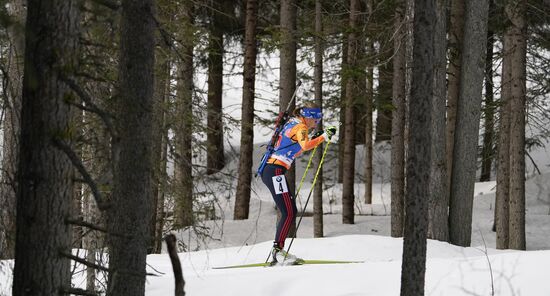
{"left": 342, "top": 0, "right": 361, "bottom": 225}
{"left": 446, "top": 0, "right": 464, "bottom": 192}
{"left": 0, "top": 0, "right": 25, "bottom": 260}
{"left": 206, "top": 13, "right": 225, "bottom": 175}
{"left": 313, "top": 0, "right": 324, "bottom": 238}
{"left": 279, "top": 0, "right": 298, "bottom": 235}
{"left": 496, "top": 34, "right": 512, "bottom": 249}
{"left": 427, "top": 0, "right": 449, "bottom": 242}
{"left": 480, "top": 2, "right": 495, "bottom": 182}
{"left": 391, "top": 0, "right": 406, "bottom": 237}
{"left": 375, "top": 57, "right": 393, "bottom": 143}
{"left": 174, "top": 2, "right": 195, "bottom": 229}
{"left": 364, "top": 0, "right": 374, "bottom": 205}
{"left": 150, "top": 18, "right": 170, "bottom": 253}
{"left": 506, "top": 0, "right": 527, "bottom": 251}
{"left": 12, "top": 1, "right": 79, "bottom": 294}
{"left": 107, "top": 0, "right": 155, "bottom": 294}
{"left": 448, "top": 0, "right": 490, "bottom": 247}
{"left": 165, "top": 234, "right": 185, "bottom": 296}
{"left": 234, "top": 0, "right": 259, "bottom": 220}
{"left": 338, "top": 34, "right": 348, "bottom": 184}
{"left": 400, "top": 0, "right": 435, "bottom": 294}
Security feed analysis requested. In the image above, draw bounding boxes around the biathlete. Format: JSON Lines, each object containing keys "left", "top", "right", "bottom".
{"left": 260, "top": 102, "right": 336, "bottom": 264}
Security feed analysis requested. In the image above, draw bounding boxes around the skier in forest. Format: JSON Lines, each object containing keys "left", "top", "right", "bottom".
{"left": 261, "top": 102, "right": 336, "bottom": 264}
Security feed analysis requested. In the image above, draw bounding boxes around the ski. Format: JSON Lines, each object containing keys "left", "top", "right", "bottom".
{"left": 212, "top": 259, "right": 363, "bottom": 270}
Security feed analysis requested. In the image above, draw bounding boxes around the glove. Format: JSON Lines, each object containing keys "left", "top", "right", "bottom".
{"left": 324, "top": 126, "right": 337, "bottom": 140}
{"left": 311, "top": 130, "right": 324, "bottom": 139}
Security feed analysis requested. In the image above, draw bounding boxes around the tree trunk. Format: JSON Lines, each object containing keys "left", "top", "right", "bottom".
{"left": 391, "top": 0, "right": 406, "bottom": 237}
{"left": 496, "top": 32, "right": 512, "bottom": 249}
{"left": 448, "top": 0, "right": 490, "bottom": 247}
{"left": 364, "top": 0, "right": 374, "bottom": 205}
{"left": 313, "top": 0, "right": 324, "bottom": 238}
{"left": 174, "top": 2, "right": 195, "bottom": 229}
{"left": 400, "top": 0, "right": 434, "bottom": 294}
{"left": 375, "top": 57, "right": 393, "bottom": 143}
{"left": 480, "top": 2, "right": 495, "bottom": 182}
{"left": 446, "top": 0, "right": 464, "bottom": 191}
{"left": 279, "top": 0, "right": 298, "bottom": 235}
{"left": 427, "top": 0, "right": 449, "bottom": 242}
{"left": 338, "top": 34, "right": 348, "bottom": 184}
{"left": 0, "top": 0, "right": 25, "bottom": 260}
{"left": 234, "top": 0, "right": 258, "bottom": 220}
{"left": 107, "top": 0, "right": 155, "bottom": 294}
{"left": 12, "top": 1, "right": 79, "bottom": 294}
{"left": 206, "top": 22, "right": 225, "bottom": 175}
{"left": 150, "top": 46, "right": 169, "bottom": 253}
{"left": 506, "top": 0, "right": 527, "bottom": 251}
{"left": 342, "top": 0, "right": 360, "bottom": 225}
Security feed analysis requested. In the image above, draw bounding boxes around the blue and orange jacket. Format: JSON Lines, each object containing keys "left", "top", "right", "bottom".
{"left": 267, "top": 117, "right": 325, "bottom": 169}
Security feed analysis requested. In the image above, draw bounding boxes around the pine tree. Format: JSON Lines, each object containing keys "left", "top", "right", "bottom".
{"left": 391, "top": 0, "right": 406, "bottom": 237}
{"left": 12, "top": 0, "right": 80, "bottom": 293}
{"left": 107, "top": 0, "right": 155, "bottom": 294}
{"left": 234, "top": 0, "right": 259, "bottom": 220}
{"left": 400, "top": 0, "right": 435, "bottom": 294}
{"left": 448, "top": 0, "right": 490, "bottom": 247}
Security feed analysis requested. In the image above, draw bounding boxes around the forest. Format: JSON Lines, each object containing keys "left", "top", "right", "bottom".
{"left": 0, "top": 0, "right": 549, "bottom": 295}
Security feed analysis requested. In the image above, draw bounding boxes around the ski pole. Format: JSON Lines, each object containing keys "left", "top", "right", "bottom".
{"left": 284, "top": 139, "right": 332, "bottom": 262}
{"left": 295, "top": 145, "right": 318, "bottom": 209}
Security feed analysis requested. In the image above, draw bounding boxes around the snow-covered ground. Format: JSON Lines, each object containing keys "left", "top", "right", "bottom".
{"left": 3, "top": 141, "right": 550, "bottom": 296}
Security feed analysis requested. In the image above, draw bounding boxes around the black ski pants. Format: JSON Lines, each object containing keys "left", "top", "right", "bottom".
{"left": 261, "top": 163, "right": 297, "bottom": 248}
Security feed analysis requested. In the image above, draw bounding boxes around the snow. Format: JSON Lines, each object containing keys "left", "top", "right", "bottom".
{"left": 2, "top": 144, "right": 550, "bottom": 295}
{"left": 2, "top": 45, "right": 550, "bottom": 296}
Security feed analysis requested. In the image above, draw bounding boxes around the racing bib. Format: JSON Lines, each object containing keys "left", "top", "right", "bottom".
{"left": 272, "top": 175, "right": 289, "bottom": 194}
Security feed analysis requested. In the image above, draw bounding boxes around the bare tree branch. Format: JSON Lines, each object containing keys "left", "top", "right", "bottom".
{"left": 66, "top": 218, "right": 131, "bottom": 238}
{"left": 52, "top": 138, "right": 110, "bottom": 210}
{"left": 60, "top": 251, "right": 110, "bottom": 273}
{"left": 60, "top": 75, "right": 116, "bottom": 136}
{"left": 60, "top": 251, "right": 160, "bottom": 277}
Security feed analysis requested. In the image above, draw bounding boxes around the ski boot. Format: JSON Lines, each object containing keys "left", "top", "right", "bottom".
{"left": 271, "top": 246, "right": 304, "bottom": 266}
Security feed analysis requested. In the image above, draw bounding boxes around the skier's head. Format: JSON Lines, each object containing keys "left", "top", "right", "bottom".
{"left": 294, "top": 102, "right": 322, "bottom": 129}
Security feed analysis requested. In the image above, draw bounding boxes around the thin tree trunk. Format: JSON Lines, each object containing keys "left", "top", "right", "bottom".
{"left": 150, "top": 31, "right": 170, "bottom": 253}
{"left": 154, "top": 131, "right": 168, "bottom": 253}
{"left": 448, "top": 0, "right": 490, "bottom": 247}
{"left": 446, "top": 0, "right": 465, "bottom": 194}
{"left": 364, "top": 0, "right": 374, "bottom": 205}
{"left": 174, "top": 2, "right": 195, "bottom": 228}
{"left": 338, "top": 35, "right": 348, "bottom": 184}
{"left": 506, "top": 0, "right": 527, "bottom": 251}
{"left": 375, "top": 57, "right": 393, "bottom": 143}
{"left": 400, "top": 0, "right": 435, "bottom": 294}
{"left": 391, "top": 0, "right": 406, "bottom": 237}
{"left": 279, "top": 0, "right": 297, "bottom": 236}
{"left": 234, "top": 0, "right": 258, "bottom": 220}
{"left": 206, "top": 23, "right": 225, "bottom": 175}
{"left": 313, "top": 0, "right": 324, "bottom": 238}
{"left": 496, "top": 34, "right": 512, "bottom": 249}
{"left": 0, "top": 0, "right": 25, "bottom": 260}
{"left": 428, "top": 0, "right": 449, "bottom": 242}
{"left": 342, "top": 0, "right": 360, "bottom": 225}
{"left": 107, "top": 0, "right": 155, "bottom": 294}
{"left": 480, "top": 2, "right": 495, "bottom": 182}
{"left": 12, "top": 1, "right": 79, "bottom": 294}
